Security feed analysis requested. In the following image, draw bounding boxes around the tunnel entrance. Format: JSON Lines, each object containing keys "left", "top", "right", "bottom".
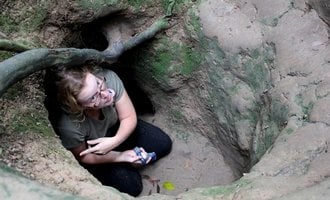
{"left": 79, "top": 15, "right": 156, "bottom": 116}
{"left": 77, "top": 15, "right": 242, "bottom": 195}
{"left": 1, "top": 0, "right": 329, "bottom": 198}
{"left": 0, "top": 11, "right": 262, "bottom": 198}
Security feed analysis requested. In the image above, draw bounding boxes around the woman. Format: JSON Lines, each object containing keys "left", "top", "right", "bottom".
{"left": 44, "top": 66, "right": 172, "bottom": 196}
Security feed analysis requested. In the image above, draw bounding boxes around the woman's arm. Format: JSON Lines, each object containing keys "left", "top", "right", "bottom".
{"left": 79, "top": 90, "right": 137, "bottom": 156}
{"left": 71, "top": 143, "right": 141, "bottom": 164}
{"left": 112, "top": 89, "right": 138, "bottom": 146}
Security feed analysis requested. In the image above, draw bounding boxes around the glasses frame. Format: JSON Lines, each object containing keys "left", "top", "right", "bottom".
{"left": 81, "top": 76, "right": 107, "bottom": 107}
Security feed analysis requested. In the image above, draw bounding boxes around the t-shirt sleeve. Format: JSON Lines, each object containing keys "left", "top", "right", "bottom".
{"left": 51, "top": 113, "right": 86, "bottom": 150}
{"left": 57, "top": 127, "right": 85, "bottom": 150}
{"left": 103, "top": 69, "right": 125, "bottom": 102}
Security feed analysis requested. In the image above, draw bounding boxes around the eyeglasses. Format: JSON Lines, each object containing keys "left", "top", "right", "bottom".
{"left": 85, "top": 76, "right": 107, "bottom": 106}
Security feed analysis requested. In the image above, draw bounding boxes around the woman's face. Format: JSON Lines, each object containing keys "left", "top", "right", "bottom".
{"left": 76, "top": 72, "right": 115, "bottom": 109}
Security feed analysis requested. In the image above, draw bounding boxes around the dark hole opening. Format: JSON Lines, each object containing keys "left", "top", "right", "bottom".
{"left": 80, "top": 20, "right": 108, "bottom": 51}
{"left": 80, "top": 17, "right": 155, "bottom": 116}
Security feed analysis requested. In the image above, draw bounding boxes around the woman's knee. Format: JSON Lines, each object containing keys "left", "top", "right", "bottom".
{"left": 85, "top": 164, "right": 143, "bottom": 197}
{"left": 159, "top": 132, "right": 172, "bottom": 157}
{"left": 120, "top": 181, "right": 143, "bottom": 197}
{"left": 102, "top": 173, "right": 143, "bottom": 197}
{"left": 147, "top": 125, "right": 172, "bottom": 158}
{"left": 136, "top": 120, "right": 172, "bottom": 156}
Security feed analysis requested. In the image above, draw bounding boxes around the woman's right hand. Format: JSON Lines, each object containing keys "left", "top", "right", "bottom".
{"left": 116, "top": 148, "right": 152, "bottom": 165}
{"left": 116, "top": 150, "right": 140, "bottom": 163}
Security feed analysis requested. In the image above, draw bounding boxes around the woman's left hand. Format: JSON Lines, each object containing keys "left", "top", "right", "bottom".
{"left": 79, "top": 137, "right": 117, "bottom": 156}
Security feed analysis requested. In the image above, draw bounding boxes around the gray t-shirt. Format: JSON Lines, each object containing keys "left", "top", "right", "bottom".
{"left": 53, "top": 69, "right": 124, "bottom": 150}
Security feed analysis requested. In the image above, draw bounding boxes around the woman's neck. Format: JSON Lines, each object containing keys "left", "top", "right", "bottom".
{"left": 84, "top": 108, "right": 104, "bottom": 120}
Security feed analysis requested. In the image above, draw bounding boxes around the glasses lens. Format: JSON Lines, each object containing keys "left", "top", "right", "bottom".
{"left": 90, "top": 76, "right": 106, "bottom": 105}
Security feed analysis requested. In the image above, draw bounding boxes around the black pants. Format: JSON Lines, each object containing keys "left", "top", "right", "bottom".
{"left": 80, "top": 120, "right": 172, "bottom": 196}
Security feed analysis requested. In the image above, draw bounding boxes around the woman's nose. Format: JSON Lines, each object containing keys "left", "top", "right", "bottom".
{"left": 100, "top": 90, "right": 108, "bottom": 98}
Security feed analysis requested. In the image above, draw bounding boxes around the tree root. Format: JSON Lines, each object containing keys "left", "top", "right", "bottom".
{"left": 0, "top": 17, "right": 170, "bottom": 98}
{"left": 0, "top": 39, "right": 31, "bottom": 53}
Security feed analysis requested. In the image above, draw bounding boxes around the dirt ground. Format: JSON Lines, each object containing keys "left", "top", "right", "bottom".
{"left": 0, "top": 73, "right": 236, "bottom": 198}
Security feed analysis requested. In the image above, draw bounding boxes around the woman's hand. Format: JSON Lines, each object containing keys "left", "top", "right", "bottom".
{"left": 115, "top": 150, "right": 140, "bottom": 163}
{"left": 79, "top": 137, "right": 117, "bottom": 156}
{"left": 116, "top": 148, "right": 152, "bottom": 165}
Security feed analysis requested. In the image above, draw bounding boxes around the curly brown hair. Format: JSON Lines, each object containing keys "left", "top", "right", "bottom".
{"left": 55, "top": 66, "right": 95, "bottom": 118}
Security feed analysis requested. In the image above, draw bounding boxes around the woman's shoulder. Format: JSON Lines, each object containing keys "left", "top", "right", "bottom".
{"left": 96, "top": 68, "right": 119, "bottom": 82}
{"left": 96, "top": 67, "right": 124, "bottom": 101}
{"left": 96, "top": 68, "right": 116, "bottom": 76}
{"left": 46, "top": 104, "right": 85, "bottom": 129}
{"left": 55, "top": 110, "right": 83, "bottom": 129}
